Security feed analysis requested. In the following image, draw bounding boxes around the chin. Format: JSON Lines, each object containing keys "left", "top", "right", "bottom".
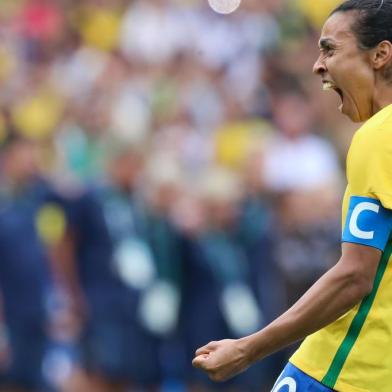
{"left": 341, "top": 105, "right": 366, "bottom": 123}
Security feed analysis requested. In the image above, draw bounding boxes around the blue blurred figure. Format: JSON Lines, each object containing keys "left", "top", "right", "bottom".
{"left": 0, "top": 130, "right": 69, "bottom": 391}
{"left": 67, "top": 144, "right": 162, "bottom": 391}
{"left": 180, "top": 167, "right": 285, "bottom": 391}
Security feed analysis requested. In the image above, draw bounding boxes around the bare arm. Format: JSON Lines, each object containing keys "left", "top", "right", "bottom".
{"left": 192, "top": 242, "right": 381, "bottom": 381}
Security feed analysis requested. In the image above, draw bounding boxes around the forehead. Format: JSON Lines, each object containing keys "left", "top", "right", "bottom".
{"left": 319, "top": 11, "right": 358, "bottom": 46}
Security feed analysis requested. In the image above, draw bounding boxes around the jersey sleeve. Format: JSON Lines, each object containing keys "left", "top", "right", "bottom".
{"left": 349, "top": 128, "right": 392, "bottom": 210}
{"left": 343, "top": 128, "right": 392, "bottom": 250}
{"left": 366, "top": 144, "right": 392, "bottom": 209}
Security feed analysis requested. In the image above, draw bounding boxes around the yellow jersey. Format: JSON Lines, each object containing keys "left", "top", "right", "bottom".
{"left": 290, "top": 103, "right": 392, "bottom": 392}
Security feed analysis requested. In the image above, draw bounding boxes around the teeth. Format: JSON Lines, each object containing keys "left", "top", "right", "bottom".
{"left": 322, "top": 81, "right": 335, "bottom": 91}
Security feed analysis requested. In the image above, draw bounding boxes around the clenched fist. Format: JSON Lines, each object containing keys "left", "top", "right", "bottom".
{"left": 192, "top": 338, "right": 252, "bottom": 382}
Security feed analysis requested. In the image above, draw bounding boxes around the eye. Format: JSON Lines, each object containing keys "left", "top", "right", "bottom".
{"left": 326, "top": 48, "right": 335, "bottom": 56}
{"left": 321, "top": 47, "right": 335, "bottom": 58}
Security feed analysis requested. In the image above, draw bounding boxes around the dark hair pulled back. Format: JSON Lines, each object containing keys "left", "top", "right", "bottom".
{"left": 331, "top": 0, "right": 392, "bottom": 50}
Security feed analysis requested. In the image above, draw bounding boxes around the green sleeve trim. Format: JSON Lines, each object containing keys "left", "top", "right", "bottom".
{"left": 322, "top": 242, "right": 392, "bottom": 388}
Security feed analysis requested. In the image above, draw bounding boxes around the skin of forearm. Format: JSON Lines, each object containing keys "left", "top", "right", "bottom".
{"left": 241, "top": 261, "right": 372, "bottom": 365}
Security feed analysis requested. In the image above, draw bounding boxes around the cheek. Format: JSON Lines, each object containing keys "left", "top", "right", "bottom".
{"left": 350, "top": 70, "right": 374, "bottom": 99}
{"left": 335, "top": 57, "right": 373, "bottom": 91}
{"left": 347, "top": 54, "right": 373, "bottom": 82}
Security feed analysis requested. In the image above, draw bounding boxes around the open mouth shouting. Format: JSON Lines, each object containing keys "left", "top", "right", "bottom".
{"left": 322, "top": 80, "right": 344, "bottom": 108}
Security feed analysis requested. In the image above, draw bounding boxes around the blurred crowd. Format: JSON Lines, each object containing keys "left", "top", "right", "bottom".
{"left": 0, "top": 0, "right": 356, "bottom": 391}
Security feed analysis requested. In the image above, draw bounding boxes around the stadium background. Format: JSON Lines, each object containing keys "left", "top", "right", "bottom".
{"left": 0, "top": 0, "right": 357, "bottom": 391}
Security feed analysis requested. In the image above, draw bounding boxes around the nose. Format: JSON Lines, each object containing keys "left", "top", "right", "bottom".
{"left": 313, "top": 55, "right": 327, "bottom": 75}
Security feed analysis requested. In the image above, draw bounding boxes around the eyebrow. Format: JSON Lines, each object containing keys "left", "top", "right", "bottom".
{"left": 319, "top": 38, "right": 335, "bottom": 50}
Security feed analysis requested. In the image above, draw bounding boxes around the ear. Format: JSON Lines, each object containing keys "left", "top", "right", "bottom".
{"left": 372, "top": 40, "right": 392, "bottom": 70}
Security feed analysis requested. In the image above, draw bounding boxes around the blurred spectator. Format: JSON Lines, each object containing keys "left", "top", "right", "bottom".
{"left": 66, "top": 142, "right": 161, "bottom": 391}
{"left": 262, "top": 92, "right": 342, "bottom": 193}
{"left": 120, "top": 0, "right": 187, "bottom": 66}
{"left": 259, "top": 92, "right": 343, "bottom": 309}
{"left": 141, "top": 154, "right": 187, "bottom": 388}
{"left": 180, "top": 167, "right": 281, "bottom": 391}
{"left": 0, "top": 129, "right": 72, "bottom": 391}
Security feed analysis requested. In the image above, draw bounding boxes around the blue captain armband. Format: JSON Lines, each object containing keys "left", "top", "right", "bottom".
{"left": 342, "top": 196, "right": 392, "bottom": 251}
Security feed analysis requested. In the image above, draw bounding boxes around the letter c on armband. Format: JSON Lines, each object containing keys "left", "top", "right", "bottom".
{"left": 272, "top": 377, "right": 297, "bottom": 392}
{"left": 342, "top": 196, "right": 392, "bottom": 251}
{"left": 349, "top": 202, "right": 379, "bottom": 239}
